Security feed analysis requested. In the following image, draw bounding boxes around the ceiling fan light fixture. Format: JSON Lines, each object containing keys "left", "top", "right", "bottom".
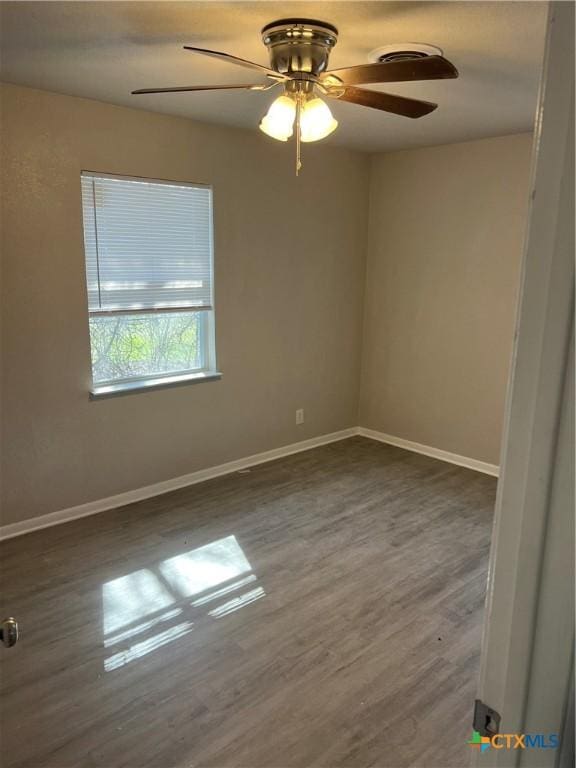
{"left": 133, "top": 20, "right": 458, "bottom": 173}
{"left": 259, "top": 94, "right": 296, "bottom": 141}
{"left": 300, "top": 97, "right": 338, "bottom": 142}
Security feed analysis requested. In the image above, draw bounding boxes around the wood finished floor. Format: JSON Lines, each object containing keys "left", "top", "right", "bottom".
{"left": 0, "top": 437, "right": 496, "bottom": 768}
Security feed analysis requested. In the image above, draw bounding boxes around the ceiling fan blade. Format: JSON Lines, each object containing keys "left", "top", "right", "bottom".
{"left": 323, "top": 55, "right": 458, "bottom": 86}
{"left": 183, "top": 46, "right": 284, "bottom": 79}
{"left": 327, "top": 86, "right": 437, "bottom": 118}
{"left": 132, "top": 83, "right": 274, "bottom": 95}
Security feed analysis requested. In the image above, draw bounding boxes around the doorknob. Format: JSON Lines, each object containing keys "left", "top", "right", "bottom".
{"left": 0, "top": 618, "right": 19, "bottom": 648}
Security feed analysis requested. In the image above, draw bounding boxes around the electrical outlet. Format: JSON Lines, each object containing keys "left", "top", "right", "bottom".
{"left": 296, "top": 408, "right": 304, "bottom": 425}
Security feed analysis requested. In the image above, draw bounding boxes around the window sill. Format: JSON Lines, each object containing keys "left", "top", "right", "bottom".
{"left": 90, "top": 371, "right": 222, "bottom": 400}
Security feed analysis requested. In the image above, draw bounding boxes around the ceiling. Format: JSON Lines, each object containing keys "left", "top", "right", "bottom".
{"left": 0, "top": 1, "right": 548, "bottom": 152}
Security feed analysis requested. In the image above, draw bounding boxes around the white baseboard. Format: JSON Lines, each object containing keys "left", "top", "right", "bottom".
{"left": 357, "top": 427, "right": 500, "bottom": 477}
{"left": 0, "top": 425, "right": 499, "bottom": 541}
{"left": 0, "top": 428, "right": 357, "bottom": 541}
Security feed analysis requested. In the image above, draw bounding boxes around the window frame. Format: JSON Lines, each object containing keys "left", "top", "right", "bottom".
{"left": 89, "top": 309, "right": 210, "bottom": 388}
{"left": 80, "top": 171, "right": 219, "bottom": 398}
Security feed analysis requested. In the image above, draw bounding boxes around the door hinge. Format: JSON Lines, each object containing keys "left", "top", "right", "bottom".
{"left": 0, "top": 617, "right": 19, "bottom": 648}
{"left": 473, "top": 699, "right": 501, "bottom": 737}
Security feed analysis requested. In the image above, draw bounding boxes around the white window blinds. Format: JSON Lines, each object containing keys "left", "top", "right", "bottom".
{"left": 81, "top": 173, "right": 213, "bottom": 313}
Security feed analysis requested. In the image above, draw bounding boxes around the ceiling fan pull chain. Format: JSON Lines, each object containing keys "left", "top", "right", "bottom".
{"left": 296, "top": 91, "right": 303, "bottom": 176}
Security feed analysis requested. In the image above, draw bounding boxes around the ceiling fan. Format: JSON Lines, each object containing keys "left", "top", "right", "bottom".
{"left": 132, "top": 19, "right": 458, "bottom": 174}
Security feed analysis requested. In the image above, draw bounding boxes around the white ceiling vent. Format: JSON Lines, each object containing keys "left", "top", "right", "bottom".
{"left": 368, "top": 43, "right": 443, "bottom": 64}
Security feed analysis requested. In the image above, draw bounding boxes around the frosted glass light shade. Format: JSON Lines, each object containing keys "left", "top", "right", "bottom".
{"left": 300, "top": 98, "right": 338, "bottom": 142}
{"left": 259, "top": 95, "right": 296, "bottom": 141}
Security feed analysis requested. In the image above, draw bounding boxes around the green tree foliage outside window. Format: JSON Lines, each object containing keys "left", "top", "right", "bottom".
{"left": 90, "top": 311, "right": 204, "bottom": 384}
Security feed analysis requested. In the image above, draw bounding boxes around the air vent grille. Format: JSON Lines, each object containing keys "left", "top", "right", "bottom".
{"left": 377, "top": 51, "right": 429, "bottom": 63}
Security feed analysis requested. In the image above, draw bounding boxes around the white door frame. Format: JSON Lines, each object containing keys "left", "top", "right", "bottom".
{"left": 473, "top": 2, "right": 574, "bottom": 766}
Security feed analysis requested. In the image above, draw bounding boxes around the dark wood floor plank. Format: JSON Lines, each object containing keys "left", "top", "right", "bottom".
{"left": 0, "top": 437, "right": 495, "bottom": 767}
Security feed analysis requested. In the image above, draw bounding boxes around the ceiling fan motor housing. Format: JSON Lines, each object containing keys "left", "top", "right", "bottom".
{"left": 261, "top": 19, "right": 338, "bottom": 78}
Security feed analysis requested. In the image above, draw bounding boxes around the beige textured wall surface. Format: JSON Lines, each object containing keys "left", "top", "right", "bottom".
{"left": 359, "top": 133, "right": 533, "bottom": 465}
{"left": 0, "top": 83, "right": 369, "bottom": 525}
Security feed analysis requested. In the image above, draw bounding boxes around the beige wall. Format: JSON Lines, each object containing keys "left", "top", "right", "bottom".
{"left": 0, "top": 83, "right": 533, "bottom": 528}
{"left": 359, "top": 134, "right": 533, "bottom": 464}
{"left": 0, "top": 83, "right": 369, "bottom": 525}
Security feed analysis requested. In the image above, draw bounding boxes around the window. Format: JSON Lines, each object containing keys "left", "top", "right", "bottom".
{"left": 80, "top": 172, "right": 218, "bottom": 396}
